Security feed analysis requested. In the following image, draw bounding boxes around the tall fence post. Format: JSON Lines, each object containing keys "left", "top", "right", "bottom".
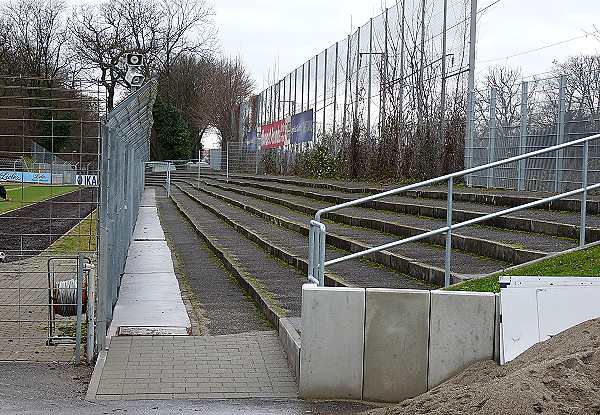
{"left": 226, "top": 143, "right": 230, "bottom": 181}
{"left": 342, "top": 35, "right": 350, "bottom": 141}
{"left": 518, "top": 81, "right": 529, "bottom": 191}
{"left": 465, "top": 0, "right": 477, "bottom": 186}
{"left": 323, "top": 48, "right": 327, "bottom": 138}
{"left": 555, "top": 74, "right": 566, "bottom": 192}
{"left": 74, "top": 253, "right": 84, "bottom": 364}
{"left": 580, "top": 140, "right": 589, "bottom": 246}
{"left": 314, "top": 54, "right": 318, "bottom": 142}
{"left": 333, "top": 42, "right": 338, "bottom": 139}
{"left": 488, "top": 87, "right": 497, "bottom": 188}
{"left": 367, "top": 17, "right": 373, "bottom": 141}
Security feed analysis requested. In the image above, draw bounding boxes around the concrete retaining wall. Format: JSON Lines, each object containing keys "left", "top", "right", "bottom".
{"left": 298, "top": 285, "right": 498, "bottom": 402}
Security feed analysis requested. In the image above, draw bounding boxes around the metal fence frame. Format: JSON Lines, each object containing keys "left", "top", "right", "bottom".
{"left": 96, "top": 81, "right": 157, "bottom": 351}
{"left": 465, "top": 72, "right": 600, "bottom": 191}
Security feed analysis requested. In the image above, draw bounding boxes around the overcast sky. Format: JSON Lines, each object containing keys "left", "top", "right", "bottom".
{"left": 202, "top": 0, "right": 599, "bottom": 149}
{"left": 214, "top": 0, "right": 600, "bottom": 90}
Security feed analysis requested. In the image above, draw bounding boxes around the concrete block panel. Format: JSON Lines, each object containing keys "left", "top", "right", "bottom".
{"left": 299, "top": 284, "right": 365, "bottom": 400}
{"left": 363, "top": 289, "right": 430, "bottom": 402}
{"left": 428, "top": 290, "right": 496, "bottom": 389}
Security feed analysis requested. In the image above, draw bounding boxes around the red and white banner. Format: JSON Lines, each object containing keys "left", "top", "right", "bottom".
{"left": 261, "top": 119, "right": 287, "bottom": 150}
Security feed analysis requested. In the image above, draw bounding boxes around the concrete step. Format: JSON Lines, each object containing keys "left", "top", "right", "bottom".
{"left": 165, "top": 171, "right": 600, "bottom": 214}
{"left": 174, "top": 182, "right": 436, "bottom": 288}
{"left": 181, "top": 174, "right": 600, "bottom": 243}
{"left": 168, "top": 187, "right": 304, "bottom": 324}
{"left": 176, "top": 181, "right": 506, "bottom": 286}
{"left": 189, "top": 177, "right": 579, "bottom": 267}
{"left": 157, "top": 196, "right": 273, "bottom": 335}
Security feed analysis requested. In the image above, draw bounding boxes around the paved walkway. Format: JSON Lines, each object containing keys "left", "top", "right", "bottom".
{"left": 89, "top": 332, "right": 297, "bottom": 400}
{"left": 107, "top": 188, "right": 190, "bottom": 338}
{"left": 88, "top": 188, "right": 298, "bottom": 401}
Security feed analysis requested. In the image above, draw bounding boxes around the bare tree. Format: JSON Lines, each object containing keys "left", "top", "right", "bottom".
{"left": 70, "top": 3, "right": 130, "bottom": 111}
{"left": 158, "top": 0, "right": 215, "bottom": 76}
{"left": 70, "top": 0, "right": 216, "bottom": 111}
{"left": 2, "top": 0, "right": 70, "bottom": 78}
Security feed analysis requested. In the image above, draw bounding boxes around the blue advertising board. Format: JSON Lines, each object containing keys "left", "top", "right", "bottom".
{"left": 244, "top": 130, "right": 258, "bottom": 151}
{"left": 0, "top": 170, "right": 51, "bottom": 184}
{"left": 290, "top": 109, "right": 313, "bottom": 144}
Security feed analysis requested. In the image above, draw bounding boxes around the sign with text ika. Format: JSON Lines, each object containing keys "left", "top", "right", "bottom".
{"left": 76, "top": 175, "right": 98, "bottom": 186}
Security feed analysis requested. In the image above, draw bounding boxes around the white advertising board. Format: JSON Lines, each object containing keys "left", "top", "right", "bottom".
{"left": 500, "top": 276, "right": 600, "bottom": 364}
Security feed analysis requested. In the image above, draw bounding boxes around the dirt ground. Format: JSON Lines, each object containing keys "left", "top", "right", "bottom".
{"left": 0, "top": 188, "right": 97, "bottom": 262}
{"left": 371, "top": 318, "right": 600, "bottom": 415}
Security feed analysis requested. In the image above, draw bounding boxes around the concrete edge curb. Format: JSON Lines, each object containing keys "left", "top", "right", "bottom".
{"left": 85, "top": 348, "right": 108, "bottom": 401}
{"left": 279, "top": 317, "right": 301, "bottom": 383}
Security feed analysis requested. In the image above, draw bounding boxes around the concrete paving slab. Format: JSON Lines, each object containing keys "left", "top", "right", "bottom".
{"left": 107, "top": 188, "right": 190, "bottom": 339}
{"left": 140, "top": 188, "right": 157, "bottom": 207}
{"left": 133, "top": 207, "right": 165, "bottom": 241}
{"left": 123, "top": 240, "right": 175, "bottom": 274}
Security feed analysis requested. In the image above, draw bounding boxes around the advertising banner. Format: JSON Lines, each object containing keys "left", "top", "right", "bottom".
{"left": 290, "top": 109, "right": 314, "bottom": 144}
{"left": 0, "top": 170, "right": 51, "bottom": 184}
{"left": 261, "top": 119, "right": 286, "bottom": 150}
{"left": 245, "top": 130, "right": 258, "bottom": 151}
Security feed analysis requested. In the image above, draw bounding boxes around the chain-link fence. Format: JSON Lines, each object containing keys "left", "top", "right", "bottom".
{"left": 233, "top": 0, "right": 476, "bottom": 180}
{"left": 96, "top": 81, "right": 157, "bottom": 352}
{"left": 466, "top": 71, "right": 600, "bottom": 192}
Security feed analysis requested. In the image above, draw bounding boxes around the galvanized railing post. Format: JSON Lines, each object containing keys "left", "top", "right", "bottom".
{"left": 75, "top": 253, "right": 84, "bottom": 365}
{"left": 308, "top": 223, "right": 315, "bottom": 283}
{"left": 227, "top": 143, "right": 230, "bottom": 181}
{"left": 518, "top": 81, "right": 528, "bottom": 191}
{"left": 318, "top": 225, "right": 326, "bottom": 286}
{"left": 580, "top": 140, "right": 589, "bottom": 246}
{"left": 445, "top": 177, "right": 453, "bottom": 287}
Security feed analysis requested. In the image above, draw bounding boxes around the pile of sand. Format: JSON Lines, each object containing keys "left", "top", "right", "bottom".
{"left": 371, "top": 318, "right": 600, "bottom": 415}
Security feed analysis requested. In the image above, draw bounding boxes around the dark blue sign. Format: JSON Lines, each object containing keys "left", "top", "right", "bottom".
{"left": 245, "top": 130, "right": 257, "bottom": 151}
{"left": 290, "top": 109, "right": 313, "bottom": 144}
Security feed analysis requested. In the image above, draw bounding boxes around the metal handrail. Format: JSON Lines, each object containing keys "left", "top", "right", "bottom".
{"left": 308, "top": 133, "right": 600, "bottom": 287}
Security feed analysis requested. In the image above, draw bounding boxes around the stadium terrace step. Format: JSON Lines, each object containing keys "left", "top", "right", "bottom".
{"left": 173, "top": 182, "right": 436, "bottom": 288}
{"left": 182, "top": 173, "right": 600, "bottom": 243}
{"left": 182, "top": 171, "right": 600, "bottom": 214}
{"left": 157, "top": 196, "right": 272, "bottom": 335}
{"left": 168, "top": 186, "right": 304, "bottom": 325}
{"left": 185, "top": 177, "right": 577, "bottom": 266}
{"left": 174, "top": 181, "right": 505, "bottom": 286}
